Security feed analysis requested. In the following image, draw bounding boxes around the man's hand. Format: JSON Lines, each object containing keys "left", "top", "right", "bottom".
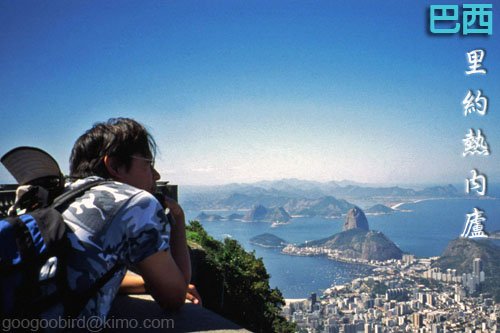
{"left": 163, "top": 196, "right": 184, "bottom": 219}
{"left": 186, "top": 284, "right": 202, "bottom": 306}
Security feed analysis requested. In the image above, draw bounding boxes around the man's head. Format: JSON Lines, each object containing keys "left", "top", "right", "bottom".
{"left": 70, "top": 118, "right": 160, "bottom": 192}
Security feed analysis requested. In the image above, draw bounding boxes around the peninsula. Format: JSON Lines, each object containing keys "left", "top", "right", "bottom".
{"left": 283, "top": 207, "right": 403, "bottom": 262}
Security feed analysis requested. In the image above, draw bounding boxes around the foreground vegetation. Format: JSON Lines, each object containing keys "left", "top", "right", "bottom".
{"left": 187, "top": 220, "right": 296, "bottom": 333}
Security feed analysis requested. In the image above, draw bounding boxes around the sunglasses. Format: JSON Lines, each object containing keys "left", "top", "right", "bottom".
{"left": 130, "top": 155, "right": 155, "bottom": 168}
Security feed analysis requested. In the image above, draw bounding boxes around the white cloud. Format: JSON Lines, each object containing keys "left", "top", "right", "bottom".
{"left": 190, "top": 166, "right": 216, "bottom": 173}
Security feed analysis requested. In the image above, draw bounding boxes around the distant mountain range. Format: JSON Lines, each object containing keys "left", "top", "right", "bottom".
{"left": 195, "top": 212, "right": 225, "bottom": 222}
{"left": 283, "top": 196, "right": 353, "bottom": 218}
{"left": 195, "top": 204, "right": 290, "bottom": 222}
{"left": 181, "top": 179, "right": 460, "bottom": 214}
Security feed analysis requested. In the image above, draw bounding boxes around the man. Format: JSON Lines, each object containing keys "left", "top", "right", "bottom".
{"left": 62, "top": 117, "right": 199, "bottom": 319}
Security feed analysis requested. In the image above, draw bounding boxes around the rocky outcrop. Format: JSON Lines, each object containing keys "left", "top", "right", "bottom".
{"left": 343, "top": 206, "right": 369, "bottom": 231}
{"left": 196, "top": 212, "right": 224, "bottom": 221}
{"left": 243, "top": 205, "right": 291, "bottom": 222}
{"left": 302, "top": 228, "right": 403, "bottom": 261}
{"left": 298, "top": 207, "right": 401, "bottom": 261}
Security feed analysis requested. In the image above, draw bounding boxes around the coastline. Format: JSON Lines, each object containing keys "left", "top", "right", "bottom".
{"left": 389, "top": 197, "right": 444, "bottom": 210}
{"left": 281, "top": 244, "right": 381, "bottom": 268}
{"left": 388, "top": 196, "right": 497, "bottom": 210}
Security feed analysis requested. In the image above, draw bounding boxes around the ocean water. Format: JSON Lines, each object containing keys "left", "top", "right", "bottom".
{"left": 185, "top": 196, "right": 500, "bottom": 298}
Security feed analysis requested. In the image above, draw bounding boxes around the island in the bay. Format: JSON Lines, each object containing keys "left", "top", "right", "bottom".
{"left": 249, "top": 233, "right": 288, "bottom": 248}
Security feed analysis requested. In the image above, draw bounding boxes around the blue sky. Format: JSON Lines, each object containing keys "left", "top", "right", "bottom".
{"left": 1, "top": 0, "right": 499, "bottom": 185}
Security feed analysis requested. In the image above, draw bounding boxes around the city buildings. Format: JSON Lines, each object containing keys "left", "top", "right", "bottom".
{"left": 282, "top": 256, "right": 499, "bottom": 332}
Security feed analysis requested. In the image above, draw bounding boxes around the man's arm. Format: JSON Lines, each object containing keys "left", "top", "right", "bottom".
{"left": 119, "top": 272, "right": 203, "bottom": 305}
{"left": 136, "top": 250, "right": 187, "bottom": 310}
{"left": 120, "top": 272, "right": 147, "bottom": 294}
{"left": 163, "top": 197, "right": 191, "bottom": 285}
{"left": 120, "top": 194, "right": 193, "bottom": 309}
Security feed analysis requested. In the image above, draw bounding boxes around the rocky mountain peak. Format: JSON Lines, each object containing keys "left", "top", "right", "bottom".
{"left": 243, "top": 204, "right": 291, "bottom": 222}
{"left": 343, "top": 206, "right": 369, "bottom": 231}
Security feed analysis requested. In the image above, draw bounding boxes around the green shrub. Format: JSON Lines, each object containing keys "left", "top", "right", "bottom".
{"left": 187, "top": 220, "right": 295, "bottom": 333}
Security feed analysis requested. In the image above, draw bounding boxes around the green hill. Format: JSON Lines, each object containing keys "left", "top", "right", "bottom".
{"left": 433, "top": 238, "right": 500, "bottom": 301}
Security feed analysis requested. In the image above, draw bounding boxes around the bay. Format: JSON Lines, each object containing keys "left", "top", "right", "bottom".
{"left": 185, "top": 197, "right": 500, "bottom": 298}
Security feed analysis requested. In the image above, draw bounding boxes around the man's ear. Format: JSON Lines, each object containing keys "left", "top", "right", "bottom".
{"left": 103, "top": 155, "right": 124, "bottom": 180}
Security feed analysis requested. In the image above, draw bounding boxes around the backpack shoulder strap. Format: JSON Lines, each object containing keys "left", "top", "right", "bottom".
{"left": 51, "top": 179, "right": 110, "bottom": 211}
{"left": 52, "top": 179, "right": 128, "bottom": 317}
{"left": 48, "top": 179, "right": 123, "bottom": 317}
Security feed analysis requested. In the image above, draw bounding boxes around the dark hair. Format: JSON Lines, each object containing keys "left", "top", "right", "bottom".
{"left": 69, "top": 118, "right": 157, "bottom": 179}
